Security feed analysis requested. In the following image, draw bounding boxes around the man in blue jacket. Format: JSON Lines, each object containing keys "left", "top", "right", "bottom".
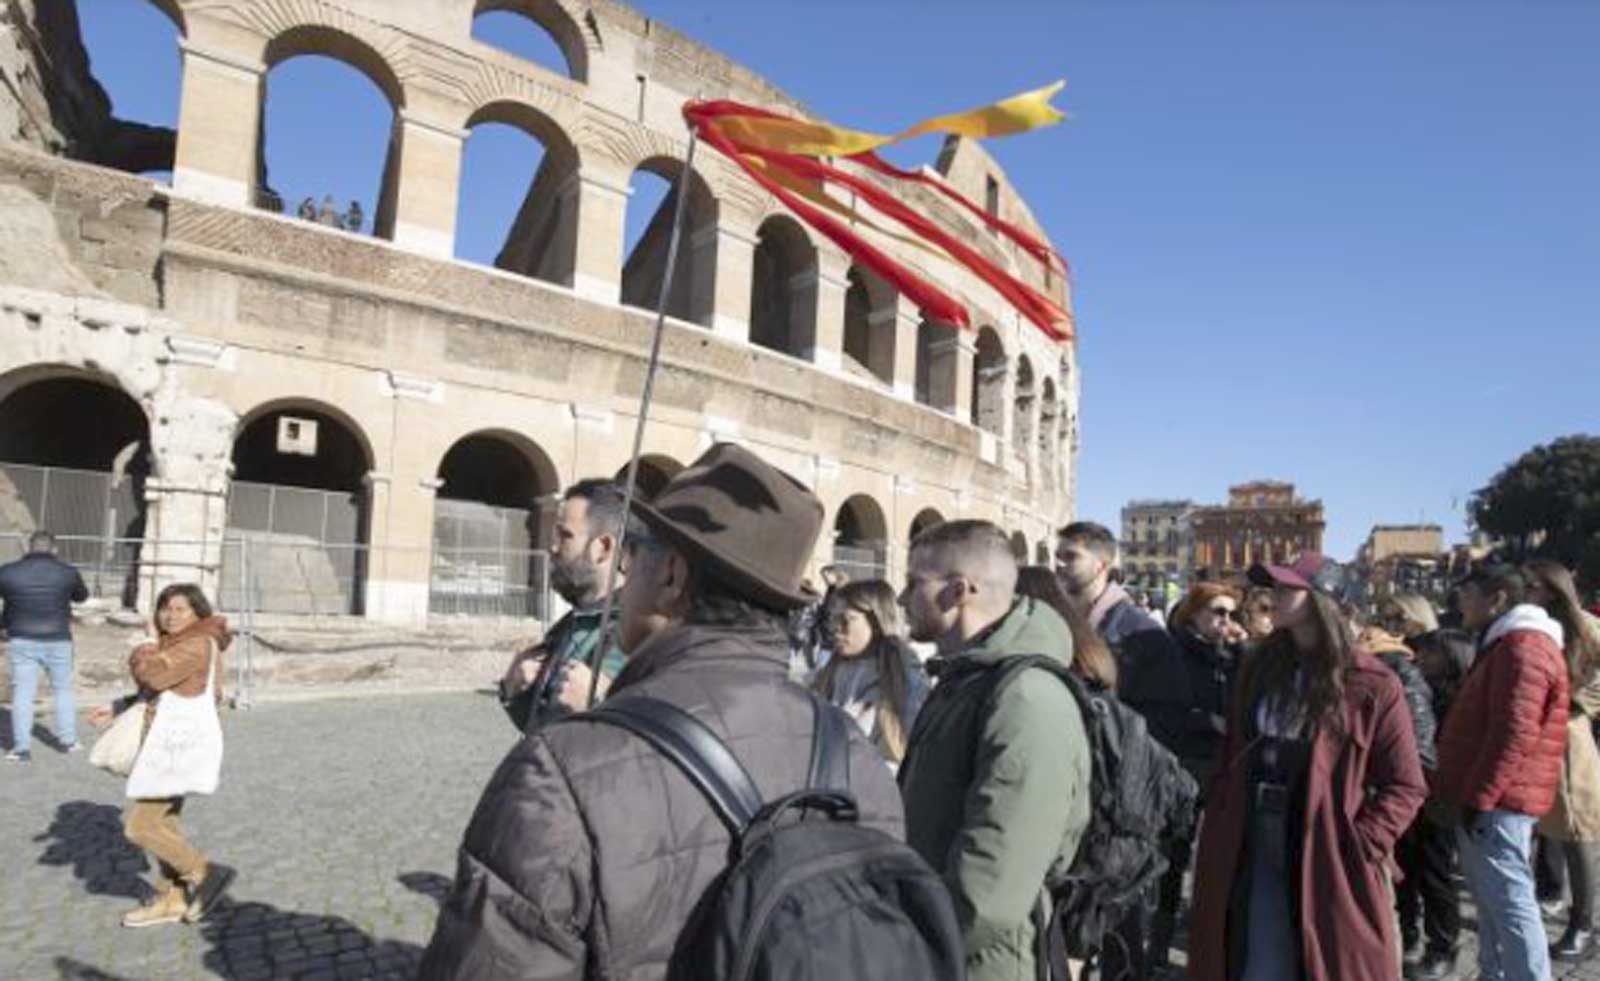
{"left": 1, "top": 531, "right": 89, "bottom": 762}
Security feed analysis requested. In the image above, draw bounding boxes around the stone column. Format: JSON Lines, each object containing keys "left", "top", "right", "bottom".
{"left": 808, "top": 252, "right": 850, "bottom": 372}
{"left": 570, "top": 171, "right": 632, "bottom": 304}
{"left": 892, "top": 296, "right": 920, "bottom": 402}
{"left": 391, "top": 110, "right": 468, "bottom": 259}
{"left": 172, "top": 41, "right": 264, "bottom": 207}
{"left": 702, "top": 222, "right": 755, "bottom": 342}
{"left": 924, "top": 323, "right": 972, "bottom": 417}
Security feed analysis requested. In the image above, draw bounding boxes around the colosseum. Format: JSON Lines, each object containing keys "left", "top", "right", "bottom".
{"left": 0, "top": 0, "right": 1078, "bottom": 632}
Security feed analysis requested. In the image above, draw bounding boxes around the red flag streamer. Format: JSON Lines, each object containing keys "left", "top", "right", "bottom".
{"left": 684, "top": 99, "right": 1073, "bottom": 341}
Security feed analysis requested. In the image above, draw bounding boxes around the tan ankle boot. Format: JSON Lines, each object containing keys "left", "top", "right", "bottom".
{"left": 121, "top": 884, "right": 187, "bottom": 928}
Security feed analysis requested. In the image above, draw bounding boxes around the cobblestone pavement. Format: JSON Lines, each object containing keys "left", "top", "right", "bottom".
{"left": 8, "top": 691, "right": 1600, "bottom": 980}
{"left": 1, "top": 691, "right": 514, "bottom": 980}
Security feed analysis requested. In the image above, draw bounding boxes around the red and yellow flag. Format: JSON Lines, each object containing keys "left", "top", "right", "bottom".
{"left": 683, "top": 82, "right": 1073, "bottom": 340}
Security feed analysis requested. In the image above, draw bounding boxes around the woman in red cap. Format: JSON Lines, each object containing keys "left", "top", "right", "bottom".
{"left": 1188, "top": 553, "right": 1427, "bottom": 981}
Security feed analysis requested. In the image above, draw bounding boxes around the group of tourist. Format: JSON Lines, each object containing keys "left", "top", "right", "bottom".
{"left": 7, "top": 438, "right": 1600, "bottom": 981}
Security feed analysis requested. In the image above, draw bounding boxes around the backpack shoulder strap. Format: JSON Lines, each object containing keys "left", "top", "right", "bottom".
{"left": 806, "top": 693, "right": 851, "bottom": 792}
{"left": 979, "top": 654, "right": 1087, "bottom": 720}
{"left": 585, "top": 696, "right": 764, "bottom": 835}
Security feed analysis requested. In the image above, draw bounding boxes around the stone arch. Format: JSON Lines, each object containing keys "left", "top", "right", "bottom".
{"left": 74, "top": 0, "right": 184, "bottom": 178}
{"left": 908, "top": 507, "right": 945, "bottom": 543}
{"left": 432, "top": 429, "right": 561, "bottom": 618}
{"left": 1014, "top": 354, "right": 1036, "bottom": 465}
{"left": 971, "top": 326, "right": 1005, "bottom": 435}
{"left": 833, "top": 494, "right": 887, "bottom": 581}
{"left": 227, "top": 399, "right": 377, "bottom": 615}
{"left": 614, "top": 454, "right": 683, "bottom": 502}
{"left": 457, "top": 100, "right": 582, "bottom": 285}
{"left": 749, "top": 214, "right": 819, "bottom": 360}
{"left": 842, "top": 265, "right": 896, "bottom": 386}
{"left": 1010, "top": 531, "right": 1029, "bottom": 563}
{"left": 473, "top": 0, "right": 591, "bottom": 82}
{"left": 258, "top": 25, "right": 405, "bottom": 234}
{"left": 621, "top": 156, "right": 719, "bottom": 326}
{"left": 0, "top": 370, "right": 153, "bottom": 606}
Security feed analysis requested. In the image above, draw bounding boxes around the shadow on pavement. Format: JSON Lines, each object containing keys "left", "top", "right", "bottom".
{"left": 0, "top": 705, "right": 76, "bottom": 752}
{"left": 194, "top": 897, "right": 423, "bottom": 979}
{"left": 54, "top": 956, "right": 138, "bottom": 980}
{"left": 34, "top": 800, "right": 150, "bottom": 901}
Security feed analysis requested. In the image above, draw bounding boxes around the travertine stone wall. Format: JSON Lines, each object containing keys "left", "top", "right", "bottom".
{"left": 0, "top": 0, "right": 1079, "bottom": 623}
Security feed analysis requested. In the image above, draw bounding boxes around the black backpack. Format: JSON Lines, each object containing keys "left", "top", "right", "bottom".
{"left": 584, "top": 693, "right": 966, "bottom": 981}
{"left": 980, "top": 656, "right": 1196, "bottom": 969}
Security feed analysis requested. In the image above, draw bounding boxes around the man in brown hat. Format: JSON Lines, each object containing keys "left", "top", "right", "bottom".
{"left": 420, "top": 443, "right": 907, "bottom": 979}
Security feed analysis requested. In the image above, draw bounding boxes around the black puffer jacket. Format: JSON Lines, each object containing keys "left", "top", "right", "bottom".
{"left": 419, "top": 621, "right": 907, "bottom": 980}
{"left": 1165, "top": 627, "right": 1241, "bottom": 786}
{"left": 1375, "top": 649, "right": 1439, "bottom": 772}
{"left": 0, "top": 553, "right": 87, "bottom": 641}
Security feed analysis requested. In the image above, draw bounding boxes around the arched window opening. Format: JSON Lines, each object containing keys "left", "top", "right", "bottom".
{"left": 472, "top": 1, "right": 588, "bottom": 82}
{"left": 971, "top": 327, "right": 1006, "bottom": 435}
{"left": 1014, "top": 355, "right": 1036, "bottom": 469}
{"left": 748, "top": 215, "right": 818, "bottom": 360}
{"left": 227, "top": 405, "right": 373, "bottom": 615}
{"left": 842, "top": 266, "right": 896, "bottom": 386}
{"left": 914, "top": 318, "right": 960, "bottom": 412}
{"left": 0, "top": 373, "right": 150, "bottom": 607}
{"left": 431, "top": 432, "right": 560, "bottom": 619}
{"left": 1040, "top": 377, "right": 1060, "bottom": 489}
{"left": 258, "top": 29, "right": 403, "bottom": 237}
{"left": 455, "top": 102, "right": 580, "bottom": 286}
{"left": 1010, "top": 532, "right": 1029, "bottom": 564}
{"left": 77, "top": 0, "right": 183, "bottom": 180}
{"left": 613, "top": 454, "right": 683, "bottom": 502}
{"left": 621, "top": 158, "right": 717, "bottom": 327}
{"left": 909, "top": 508, "right": 945, "bottom": 544}
{"left": 1035, "top": 542, "right": 1052, "bottom": 566}
{"left": 833, "top": 495, "right": 887, "bottom": 582}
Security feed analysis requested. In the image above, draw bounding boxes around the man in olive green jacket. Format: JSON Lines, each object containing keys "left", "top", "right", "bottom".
{"left": 898, "top": 520, "right": 1092, "bottom": 981}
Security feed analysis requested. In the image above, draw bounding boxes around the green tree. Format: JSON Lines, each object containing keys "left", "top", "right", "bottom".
{"left": 1471, "top": 434, "right": 1600, "bottom": 593}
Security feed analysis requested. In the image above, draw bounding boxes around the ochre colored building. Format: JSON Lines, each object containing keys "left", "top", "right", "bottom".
{"left": 1190, "top": 481, "right": 1325, "bottom": 580}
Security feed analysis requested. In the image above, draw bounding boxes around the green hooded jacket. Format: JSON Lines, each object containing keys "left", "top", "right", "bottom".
{"left": 898, "top": 597, "right": 1092, "bottom": 981}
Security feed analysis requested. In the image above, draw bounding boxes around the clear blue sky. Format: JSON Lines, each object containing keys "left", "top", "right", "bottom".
{"left": 79, "top": 0, "right": 1600, "bottom": 559}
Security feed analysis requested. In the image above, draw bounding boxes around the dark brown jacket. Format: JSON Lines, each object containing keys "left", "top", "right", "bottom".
{"left": 419, "top": 620, "right": 907, "bottom": 981}
{"left": 129, "top": 616, "right": 231, "bottom": 727}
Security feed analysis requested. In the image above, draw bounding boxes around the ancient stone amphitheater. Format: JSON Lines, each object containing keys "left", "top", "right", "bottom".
{"left": 0, "top": 0, "right": 1077, "bottom": 627}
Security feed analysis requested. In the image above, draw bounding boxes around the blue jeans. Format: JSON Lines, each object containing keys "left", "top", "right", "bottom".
{"left": 7, "top": 639, "right": 77, "bottom": 752}
{"left": 1458, "top": 809, "right": 1551, "bottom": 981}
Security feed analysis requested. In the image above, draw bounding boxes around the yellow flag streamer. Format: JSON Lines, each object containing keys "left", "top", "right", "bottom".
{"left": 709, "top": 80, "right": 1067, "bottom": 158}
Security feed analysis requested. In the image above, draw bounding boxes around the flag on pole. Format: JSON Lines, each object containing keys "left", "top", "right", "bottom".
{"left": 683, "top": 82, "right": 1074, "bottom": 340}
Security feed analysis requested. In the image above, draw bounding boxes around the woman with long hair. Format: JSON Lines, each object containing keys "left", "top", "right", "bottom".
{"left": 1526, "top": 559, "right": 1600, "bottom": 961}
{"left": 88, "top": 583, "right": 236, "bottom": 928}
{"left": 1015, "top": 565, "right": 1117, "bottom": 691}
{"left": 810, "top": 579, "right": 929, "bottom": 765}
{"left": 1189, "top": 554, "right": 1426, "bottom": 981}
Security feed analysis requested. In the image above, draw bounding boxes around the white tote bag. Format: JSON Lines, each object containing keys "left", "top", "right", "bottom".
{"left": 88, "top": 701, "right": 146, "bottom": 777}
{"left": 126, "top": 640, "right": 223, "bottom": 799}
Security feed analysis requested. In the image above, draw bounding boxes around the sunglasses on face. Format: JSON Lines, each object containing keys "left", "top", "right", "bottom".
{"left": 1205, "top": 605, "right": 1237, "bottom": 618}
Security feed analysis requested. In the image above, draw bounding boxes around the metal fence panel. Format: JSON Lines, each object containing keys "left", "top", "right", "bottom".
{"left": 832, "top": 544, "right": 887, "bottom": 583}
{"left": 429, "top": 498, "right": 547, "bottom": 619}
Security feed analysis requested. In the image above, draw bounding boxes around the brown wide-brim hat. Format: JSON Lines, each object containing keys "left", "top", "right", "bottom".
{"left": 629, "top": 442, "right": 824, "bottom": 610}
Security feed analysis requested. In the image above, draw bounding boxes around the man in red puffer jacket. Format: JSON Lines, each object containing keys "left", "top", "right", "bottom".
{"left": 1436, "top": 564, "right": 1568, "bottom": 981}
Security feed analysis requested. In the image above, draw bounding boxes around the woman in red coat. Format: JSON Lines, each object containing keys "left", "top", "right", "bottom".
{"left": 1189, "top": 554, "right": 1427, "bottom": 981}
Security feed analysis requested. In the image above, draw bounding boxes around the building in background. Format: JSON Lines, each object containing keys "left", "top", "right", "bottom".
{"left": 1119, "top": 499, "right": 1195, "bottom": 594}
{"left": 1351, "top": 524, "right": 1456, "bottom": 607}
{"left": 1190, "top": 480, "right": 1325, "bottom": 581}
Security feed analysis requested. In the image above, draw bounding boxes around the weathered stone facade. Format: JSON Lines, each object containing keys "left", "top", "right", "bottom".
{"left": 0, "top": 0, "right": 1078, "bottom": 625}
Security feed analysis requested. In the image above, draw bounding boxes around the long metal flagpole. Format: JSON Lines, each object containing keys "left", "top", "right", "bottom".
{"left": 583, "top": 128, "right": 700, "bottom": 709}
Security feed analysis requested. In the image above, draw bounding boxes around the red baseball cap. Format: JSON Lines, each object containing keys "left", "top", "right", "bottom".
{"left": 1248, "top": 552, "right": 1331, "bottom": 592}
